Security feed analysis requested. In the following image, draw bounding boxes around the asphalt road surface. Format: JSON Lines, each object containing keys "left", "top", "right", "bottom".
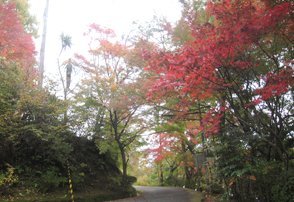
{"left": 108, "top": 186, "right": 202, "bottom": 202}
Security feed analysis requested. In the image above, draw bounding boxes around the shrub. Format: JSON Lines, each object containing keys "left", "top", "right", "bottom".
{"left": 38, "top": 168, "right": 67, "bottom": 192}
{"left": 0, "top": 164, "right": 18, "bottom": 195}
{"left": 272, "top": 174, "right": 294, "bottom": 202}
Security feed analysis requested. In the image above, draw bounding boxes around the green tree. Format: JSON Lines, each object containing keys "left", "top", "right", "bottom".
{"left": 74, "top": 24, "right": 147, "bottom": 185}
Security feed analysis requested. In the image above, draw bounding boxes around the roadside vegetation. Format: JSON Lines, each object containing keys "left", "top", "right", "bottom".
{"left": 1, "top": 0, "right": 293, "bottom": 201}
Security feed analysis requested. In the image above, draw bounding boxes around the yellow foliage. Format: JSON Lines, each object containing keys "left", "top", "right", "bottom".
{"left": 0, "top": 164, "right": 18, "bottom": 188}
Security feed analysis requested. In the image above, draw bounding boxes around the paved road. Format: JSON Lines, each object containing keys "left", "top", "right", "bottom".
{"left": 108, "top": 186, "right": 202, "bottom": 202}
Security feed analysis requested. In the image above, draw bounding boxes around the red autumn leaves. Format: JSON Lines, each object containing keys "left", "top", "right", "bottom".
{"left": 146, "top": 0, "right": 293, "bottom": 137}
{"left": 0, "top": 3, "right": 35, "bottom": 69}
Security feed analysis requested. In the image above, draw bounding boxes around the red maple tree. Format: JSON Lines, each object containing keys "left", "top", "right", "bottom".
{"left": 0, "top": 2, "right": 35, "bottom": 70}
{"left": 146, "top": 0, "right": 293, "bottom": 137}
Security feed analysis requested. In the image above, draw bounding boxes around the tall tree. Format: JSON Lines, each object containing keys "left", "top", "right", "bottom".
{"left": 57, "top": 33, "right": 72, "bottom": 124}
{"left": 38, "top": 0, "right": 49, "bottom": 87}
{"left": 74, "top": 24, "right": 147, "bottom": 183}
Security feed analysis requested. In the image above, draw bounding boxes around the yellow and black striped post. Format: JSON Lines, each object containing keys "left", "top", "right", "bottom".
{"left": 67, "top": 161, "right": 74, "bottom": 202}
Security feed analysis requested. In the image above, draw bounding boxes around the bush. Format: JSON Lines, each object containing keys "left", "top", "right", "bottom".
{"left": 208, "top": 182, "right": 224, "bottom": 194}
{"left": 272, "top": 174, "right": 294, "bottom": 202}
{"left": 0, "top": 164, "right": 18, "bottom": 195}
{"left": 38, "top": 168, "right": 67, "bottom": 192}
{"left": 125, "top": 175, "right": 137, "bottom": 185}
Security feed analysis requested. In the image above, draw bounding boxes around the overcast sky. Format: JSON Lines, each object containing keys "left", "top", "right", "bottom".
{"left": 28, "top": 0, "right": 182, "bottom": 79}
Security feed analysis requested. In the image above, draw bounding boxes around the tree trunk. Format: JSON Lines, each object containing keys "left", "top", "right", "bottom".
{"left": 119, "top": 144, "right": 128, "bottom": 183}
{"left": 39, "top": 0, "right": 49, "bottom": 87}
{"left": 159, "top": 163, "right": 164, "bottom": 186}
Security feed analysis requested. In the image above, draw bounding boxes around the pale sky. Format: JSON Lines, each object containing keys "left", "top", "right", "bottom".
{"left": 28, "top": 0, "right": 182, "bottom": 80}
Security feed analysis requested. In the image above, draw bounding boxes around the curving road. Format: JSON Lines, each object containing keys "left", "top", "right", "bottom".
{"left": 108, "top": 186, "right": 202, "bottom": 202}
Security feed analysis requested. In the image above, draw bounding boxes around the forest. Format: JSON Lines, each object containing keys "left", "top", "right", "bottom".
{"left": 0, "top": 0, "right": 293, "bottom": 201}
